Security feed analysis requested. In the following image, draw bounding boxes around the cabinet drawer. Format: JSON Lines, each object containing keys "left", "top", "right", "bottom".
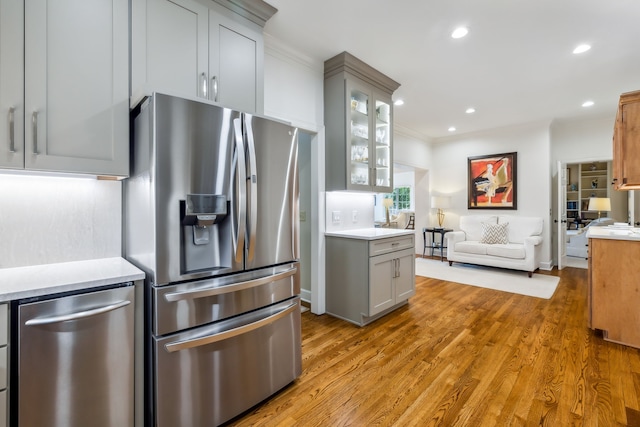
{"left": 369, "top": 235, "right": 414, "bottom": 256}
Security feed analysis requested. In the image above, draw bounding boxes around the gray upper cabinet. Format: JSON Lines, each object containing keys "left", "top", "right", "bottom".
{"left": 0, "top": 0, "right": 24, "bottom": 169}
{"left": 1, "top": 0, "right": 129, "bottom": 177}
{"left": 133, "top": 0, "right": 275, "bottom": 114}
{"left": 324, "top": 52, "right": 400, "bottom": 193}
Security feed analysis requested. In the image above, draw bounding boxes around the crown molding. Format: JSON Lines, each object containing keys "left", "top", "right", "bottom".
{"left": 212, "top": 0, "right": 277, "bottom": 27}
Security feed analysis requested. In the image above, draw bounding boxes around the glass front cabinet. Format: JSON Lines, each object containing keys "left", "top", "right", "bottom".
{"left": 324, "top": 52, "right": 400, "bottom": 192}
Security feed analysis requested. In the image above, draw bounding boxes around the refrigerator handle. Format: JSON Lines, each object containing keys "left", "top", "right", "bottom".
{"left": 233, "top": 118, "right": 247, "bottom": 263}
{"left": 244, "top": 115, "right": 258, "bottom": 262}
{"left": 163, "top": 301, "right": 298, "bottom": 353}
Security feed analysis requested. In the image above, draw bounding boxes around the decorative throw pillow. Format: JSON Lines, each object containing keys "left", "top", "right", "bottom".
{"left": 480, "top": 222, "right": 509, "bottom": 244}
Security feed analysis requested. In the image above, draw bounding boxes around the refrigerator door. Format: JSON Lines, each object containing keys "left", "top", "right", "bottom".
{"left": 243, "top": 114, "right": 299, "bottom": 270}
{"left": 126, "top": 93, "right": 246, "bottom": 286}
{"left": 154, "top": 297, "right": 302, "bottom": 427}
{"left": 153, "top": 262, "right": 300, "bottom": 335}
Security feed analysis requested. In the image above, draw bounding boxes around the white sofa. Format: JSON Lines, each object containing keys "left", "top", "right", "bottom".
{"left": 566, "top": 217, "right": 615, "bottom": 258}
{"left": 446, "top": 215, "right": 543, "bottom": 277}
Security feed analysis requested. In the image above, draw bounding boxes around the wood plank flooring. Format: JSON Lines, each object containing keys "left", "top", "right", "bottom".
{"left": 227, "top": 265, "right": 640, "bottom": 426}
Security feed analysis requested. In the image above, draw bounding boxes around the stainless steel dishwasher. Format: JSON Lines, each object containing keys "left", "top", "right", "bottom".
{"left": 15, "top": 283, "right": 135, "bottom": 427}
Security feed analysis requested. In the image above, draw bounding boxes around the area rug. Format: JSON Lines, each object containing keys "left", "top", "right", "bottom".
{"left": 415, "top": 258, "right": 560, "bottom": 299}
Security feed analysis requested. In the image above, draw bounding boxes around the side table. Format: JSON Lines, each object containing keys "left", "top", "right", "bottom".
{"left": 423, "top": 227, "right": 453, "bottom": 261}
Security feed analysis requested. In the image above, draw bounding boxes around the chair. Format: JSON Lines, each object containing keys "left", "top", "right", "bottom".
{"left": 405, "top": 214, "right": 415, "bottom": 229}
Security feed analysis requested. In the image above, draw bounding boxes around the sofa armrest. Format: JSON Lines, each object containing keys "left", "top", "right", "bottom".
{"left": 446, "top": 231, "right": 465, "bottom": 245}
{"left": 525, "top": 235, "right": 543, "bottom": 246}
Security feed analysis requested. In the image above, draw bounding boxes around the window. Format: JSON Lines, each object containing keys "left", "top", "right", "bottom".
{"left": 391, "top": 186, "right": 411, "bottom": 212}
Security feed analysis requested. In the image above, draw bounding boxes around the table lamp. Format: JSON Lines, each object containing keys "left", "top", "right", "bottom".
{"left": 431, "top": 196, "right": 450, "bottom": 228}
{"left": 587, "top": 197, "right": 611, "bottom": 219}
{"left": 383, "top": 198, "right": 394, "bottom": 226}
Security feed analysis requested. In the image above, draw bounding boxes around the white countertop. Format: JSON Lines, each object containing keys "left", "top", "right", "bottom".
{"left": 0, "top": 257, "right": 145, "bottom": 302}
{"left": 325, "top": 228, "right": 415, "bottom": 240}
{"left": 588, "top": 226, "right": 640, "bottom": 241}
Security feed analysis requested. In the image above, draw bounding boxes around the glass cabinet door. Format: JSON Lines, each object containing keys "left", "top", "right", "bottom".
{"left": 374, "top": 98, "right": 391, "bottom": 189}
{"left": 349, "top": 86, "right": 370, "bottom": 187}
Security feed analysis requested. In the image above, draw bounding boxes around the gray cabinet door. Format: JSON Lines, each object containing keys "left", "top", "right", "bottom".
{"left": 0, "top": 0, "right": 24, "bottom": 169}
{"left": 24, "top": 0, "right": 129, "bottom": 176}
{"left": 146, "top": 0, "right": 209, "bottom": 99}
{"left": 369, "top": 251, "right": 395, "bottom": 315}
{"left": 395, "top": 248, "right": 416, "bottom": 302}
{"left": 209, "top": 10, "right": 263, "bottom": 113}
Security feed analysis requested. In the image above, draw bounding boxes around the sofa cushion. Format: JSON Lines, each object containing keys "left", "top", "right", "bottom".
{"left": 480, "top": 222, "right": 509, "bottom": 244}
{"left": 454, "top": 241, "right": 488, "bottom": 255}
{"left": 460, "top": 215, "right": 497, "bottom": 241}
{"left": 486, "top": 244, "right": 526, "bottom": 259}
{"left": 498, "top": 215, "right": 543, "bottom": 243}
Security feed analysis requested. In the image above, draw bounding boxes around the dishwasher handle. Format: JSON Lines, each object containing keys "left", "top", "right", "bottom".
{"left": 164, "top": 301, "right": 298, "bottom": 353}
{"left": 24, "top": 300, "right": 131, "bottom": 326}
{"left": 163, "top": 267, "right": 297, "bottom": 302}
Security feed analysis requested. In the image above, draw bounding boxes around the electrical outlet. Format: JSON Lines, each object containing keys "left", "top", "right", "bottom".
{"left": 332, "top": 211, "right": 341, "bottom": 223}
{"left": 352, "top": 210, "right": 358, "bottom": 223}
{"left": 300, "top": 211, "right": 307, "bottom": 222}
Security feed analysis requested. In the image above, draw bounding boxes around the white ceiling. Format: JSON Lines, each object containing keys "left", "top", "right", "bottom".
{"left": 262, "top": 0, "right": 640, "bottom": 139}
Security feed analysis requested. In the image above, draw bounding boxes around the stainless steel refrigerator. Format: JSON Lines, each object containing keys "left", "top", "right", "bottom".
{"left": 124, "top": 93, "right": 301, "bottom": 427}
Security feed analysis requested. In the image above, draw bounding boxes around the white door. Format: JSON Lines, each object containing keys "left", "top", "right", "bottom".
{"left": 557, "top": 160, "right": 568, "bottom": 270}
{"left": 0, "top": 0, "right": 24, "bottom": 169}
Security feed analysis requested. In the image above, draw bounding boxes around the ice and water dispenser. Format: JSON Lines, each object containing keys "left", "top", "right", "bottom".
{"left": 180, "top": 194, "right": 230, "bottom": 273}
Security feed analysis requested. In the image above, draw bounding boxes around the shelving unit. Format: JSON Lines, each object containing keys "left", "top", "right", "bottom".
{"left": 565, "top": 161, "right": 611, "bottom": 227}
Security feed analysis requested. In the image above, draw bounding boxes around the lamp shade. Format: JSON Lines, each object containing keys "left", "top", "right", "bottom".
{"left": 431, "top": 196, "right": 450, "bottom": 209}
{"left": 383, "top": 198, "right": 394, "bottom": 208}
{"left": 587, "top": 197, "right": 611, "bottom": 212}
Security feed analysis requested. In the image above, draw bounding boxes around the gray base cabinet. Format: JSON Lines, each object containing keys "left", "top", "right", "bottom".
{"left": 326, "top": 234, "right": 415, "bottom": 326}
{"left": 0, "top": 304, "right": 6, "bottom": 427}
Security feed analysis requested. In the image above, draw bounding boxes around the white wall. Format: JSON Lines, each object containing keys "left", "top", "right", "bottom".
{"left": 0, "top": 174, "right": 122, "bottom": 268}
{"left": 431, "top": 121, "right": 553, "bottom": 268}
{"left": 325, "top": 192, "right": 375, "bottom": 232}
{"left": 263, "top": 35, "right": 324, "bottom": 131}
{"left": 549, "top": 114, "right": 619, "bottom": 263}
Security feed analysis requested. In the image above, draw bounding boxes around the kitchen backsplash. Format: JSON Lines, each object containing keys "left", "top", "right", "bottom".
{"left": 325, "top": 191, "right": 375, "bottom": 232}
{"left": 0, "top": 174, "right": 122, "bottom": 268}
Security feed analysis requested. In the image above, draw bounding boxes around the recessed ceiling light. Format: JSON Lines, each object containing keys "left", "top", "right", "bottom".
{"left": 582, "top": 100, "right": 594, "bottom": 107}
{"left": 573, "top": 44, "right": 591, "bottom": 54}
{"left": 465, "top": 107, "right": 476, "bottom": 114}
{"left": 451, "top": 27, "right": 468, "bottom": 39}
{"left": 394, "top": 99, "right": 404, "bottom": 106}
{"left": 448, "top": 126, "right": 457, "bottom": 132}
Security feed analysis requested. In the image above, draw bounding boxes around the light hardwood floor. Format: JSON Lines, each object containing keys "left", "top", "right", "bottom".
{"left": 228, "top": 264, "right": 640, "bottom": 426}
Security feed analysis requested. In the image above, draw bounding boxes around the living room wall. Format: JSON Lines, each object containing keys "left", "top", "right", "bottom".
{"left": 430, "top": 121, "right": 554, "bottom": 269}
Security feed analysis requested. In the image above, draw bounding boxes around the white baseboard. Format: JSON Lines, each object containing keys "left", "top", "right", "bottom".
{"left": 300, "top": 288, "right": 311, "bottom": 303}
{"left": 539, "top": 260, "right": 553, "bottom": 271}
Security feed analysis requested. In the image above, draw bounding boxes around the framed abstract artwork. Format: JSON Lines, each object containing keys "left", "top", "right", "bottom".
{"left": 468, "top": 152, "right": 517, "bottom": 209}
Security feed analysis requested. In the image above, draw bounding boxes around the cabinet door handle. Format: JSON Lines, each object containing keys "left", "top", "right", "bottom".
{"left": 32, "top": 111, "right": 38, "bottom": 155}
{"left": 8, "top": 106, "right": 15, "bottom": 153}
{"left": 211, "top": 76, "right": 218, "bottom": 102}
{"left": 200, "top": 72, "right": 208, "bottom": 98}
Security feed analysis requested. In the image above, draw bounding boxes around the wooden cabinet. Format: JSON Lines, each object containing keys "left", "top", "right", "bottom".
{"left": 324, "top": 52, "right": 400, "bottom": 192}
{"left": 1, "top": 0, "right": 129, "bottom": 177}
{"left": 133, "top": 0, "right": 275, "bottom": 113}
{"left": 588, "top": 237, "right": 640, "bottom": 348}
{"left": 612, "top": 90, "right": 640, "bottom": 190}
{"left": 326, "top": 233, "right": 415, "bottom": 326}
